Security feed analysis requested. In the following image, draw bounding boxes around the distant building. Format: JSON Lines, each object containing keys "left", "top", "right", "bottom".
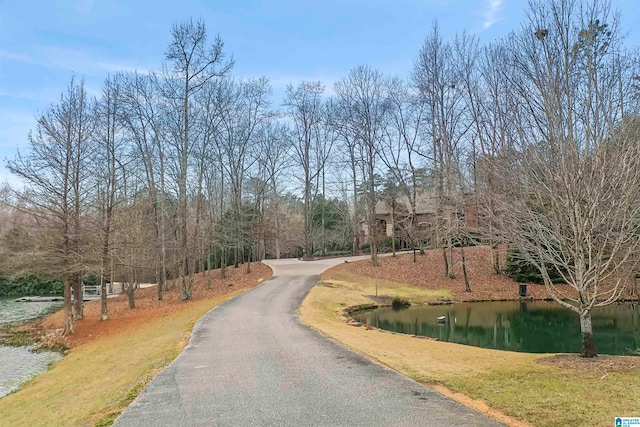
{"left": 360, "top": 192, "right": 477, "bottom": 247}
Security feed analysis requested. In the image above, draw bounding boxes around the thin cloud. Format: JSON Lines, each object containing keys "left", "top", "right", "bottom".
{"left": 76, "top": 0, "right": 94, "bottom": 16}
{"left": 0, "top": 46, "right": 154, "bottom": 77}
{"left": 0, "top": 49, "right": 47, "bottom": 67}
{"left": 482, "top": 0, "right": 504, "bottom": 30}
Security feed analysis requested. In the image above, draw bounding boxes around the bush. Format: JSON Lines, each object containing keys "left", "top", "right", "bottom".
{"left": 391, "top": 296, "right": 410, "bottom": 310}
{"left": 504, "top": 250, "right": 565, "bottom": 284}
{"left": 0, "top": 274, "right": 64, "bottom": 296}
{"left": 378, "top": 237, "right": 402, "bottom": 253}
{"left": 83, "top": 273, "right": 100, "bottom": 287}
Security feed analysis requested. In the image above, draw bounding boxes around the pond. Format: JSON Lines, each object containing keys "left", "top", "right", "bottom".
{"left": 0, "top": 296, "right": 63, "bottom": 326}
{"left": 0, "top": 297, "right": 64, "bottom": 398}
{"left": 0, "top": 346, "right": 61, "bottom": 397}
{"left": 352, "top": 301, "right": 640, "bottom": 355}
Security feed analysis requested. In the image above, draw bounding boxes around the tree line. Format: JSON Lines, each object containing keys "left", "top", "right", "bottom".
{"left": 1, "top": 0, "right": 639, "bottom": 357}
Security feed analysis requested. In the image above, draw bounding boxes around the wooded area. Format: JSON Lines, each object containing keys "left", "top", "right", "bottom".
{"left": 1, "top": 0, "right": 639, "bottom": 356}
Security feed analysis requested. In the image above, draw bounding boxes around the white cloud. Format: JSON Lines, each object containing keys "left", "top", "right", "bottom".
{"left": 482, "top": 0, "right": 504, "bottom": 30}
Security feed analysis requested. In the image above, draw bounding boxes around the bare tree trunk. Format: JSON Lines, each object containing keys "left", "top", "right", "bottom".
{"left": 579, "top": 311, "right": 596, "bottom": 358}
{"left": 390, "top": 202, "right": 396, "bottom": 257}
{"left": 73, "top": 274, "right": 83, "bottom": 320}
{"left": 187, "top": 257, "right": 195, "bottom": 299}
{"left": 206, "top": 248, "right": 213, "bottom": 289}
{"left": 275, "top": 213, "right": 281, "bottom": 259}
{"left": 445, "top": 228, "right": 455, "bottom": 279}
{"left": 220, "top": 247, "right": 227, "bottom": 279}
{"left": 461, "top": 246, "right": 471, "bottom": 292}
{"left": 128, "top": 248, "right": 136, "bottom": 309}
{"left": 127, "top": 282, "right": 135, "bottom": 309}
{"left": 246, "top": 245, "right": 252, "bottom": 274}
{"left": 63, "top": 274, "right": 74, "bottom": 335}
{"left": 442, "top": 248, "right": 449, "bottom": 278}
{"left": 100, "top": 243, "right": 109, "bottom": 320}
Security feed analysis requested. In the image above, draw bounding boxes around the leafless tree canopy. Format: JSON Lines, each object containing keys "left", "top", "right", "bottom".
{"left": 4, "top": 1, "right": 640, "bottom": 356}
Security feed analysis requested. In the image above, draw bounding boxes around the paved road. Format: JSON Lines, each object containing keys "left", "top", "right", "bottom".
{"left": 115, "top": 257, "right": 502, "bottom": 426}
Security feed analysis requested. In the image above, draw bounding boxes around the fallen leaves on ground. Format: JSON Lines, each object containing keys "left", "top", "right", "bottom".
{"left": 537, "top": 354, "right": 640, "bottom": 372}
{"left": 329, "top": 246, "right": 555, "bottom": 301}
{"left": 39, "top": 263, "right": 272, "bottom": 348}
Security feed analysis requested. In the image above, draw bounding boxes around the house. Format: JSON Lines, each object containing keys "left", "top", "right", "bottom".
{"left": 360, "top": 192, "right": 477, "bottom": 247}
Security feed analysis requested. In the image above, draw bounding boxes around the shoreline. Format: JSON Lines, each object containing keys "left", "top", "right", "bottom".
{"left": 299, "top": 247, "right": 640, "bottom": 427}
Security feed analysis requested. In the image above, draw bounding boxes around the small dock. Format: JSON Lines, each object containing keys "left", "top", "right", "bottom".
{"left": 15, "top": 294, "right": 119, "bottom": 303}
{"left": 15, "top": 296, "right": 64, "bottom": 302}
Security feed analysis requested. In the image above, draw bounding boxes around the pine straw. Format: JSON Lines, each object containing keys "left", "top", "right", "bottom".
{"left": 40, "top": 263, "right": 272, "bottom": 348}
{"left": 327, "top": 246, "right": 556, "bottom": 301}
{"left": 537, "top": 354, "right": 640, "bottom": 372}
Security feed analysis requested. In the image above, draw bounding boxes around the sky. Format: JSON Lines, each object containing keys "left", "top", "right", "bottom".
{"left": 1, "top": 0, "right": 639, "bottom": 186}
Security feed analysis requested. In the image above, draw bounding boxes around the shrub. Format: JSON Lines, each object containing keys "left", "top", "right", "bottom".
{"left": 504, "top": 249, "right": 565, "bottom": 284}
{"left": 378, "top": 237, "right": 402, "bottom": 253}
{"left": 0, "top": 274, "right": 64, "bottom": 296}
{"left": 83, "top": 273, "right": 100, "bottom": 287}
{"left": 391, "top": 296, "right": 410, "bottom": 310}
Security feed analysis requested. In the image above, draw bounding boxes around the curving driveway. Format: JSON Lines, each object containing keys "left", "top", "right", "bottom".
{"left": 115, "top": 257, "right": 502, "bottom": 426}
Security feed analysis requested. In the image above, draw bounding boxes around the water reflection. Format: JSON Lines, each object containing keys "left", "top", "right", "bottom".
{"left": 353, "top": 301, "right": 640, "bottom": 355}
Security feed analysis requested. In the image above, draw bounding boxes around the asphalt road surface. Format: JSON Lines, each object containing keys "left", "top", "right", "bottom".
{"left": 115, "top": 257, "right": 503, "bottom": 426}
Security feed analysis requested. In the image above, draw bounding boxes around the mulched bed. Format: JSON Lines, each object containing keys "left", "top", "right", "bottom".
{"left": 537, "top": 354, "right": 640, "bottom": 372}
{"left": 330, "top": 246, "right": 558, "bottom": 302}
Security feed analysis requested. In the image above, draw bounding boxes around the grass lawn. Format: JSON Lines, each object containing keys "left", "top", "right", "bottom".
{"left": 300, "top": 265, "right": 640, "bottom": 427}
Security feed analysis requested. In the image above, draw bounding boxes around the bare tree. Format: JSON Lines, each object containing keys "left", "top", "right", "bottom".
{"left": 329, "top": 99, "right": 363, "bottom": 255}
{"left": 164, "top": 18, "right": 233, "bottom": 300}
{"left": 489, "top": 0, "right": 640, "bottom": 357}
{"left": 120, "top": 71, "right": 171, "bottom": 300}
{"left": 214, "top": 78, "right": 271, "bottom": 271}
{"left": 284, "top": 81, "right": 334, "bottom": 258}
{"left": 380, "top": 77, "right": 430, "bottom": 252}
{"left": 93, "top": 75, "right": 127, "bottom": 320}
{"left": 255, "top": 119, "right": 291, "bottom": 259}
{"left": 413, "top": 21, "right": 470, "bottom": 277}
{"left": 334, "top": 66, "right": 390, "bottom": 266}
{"left": 7, "top": 75, "right": 95, "bottom": 335}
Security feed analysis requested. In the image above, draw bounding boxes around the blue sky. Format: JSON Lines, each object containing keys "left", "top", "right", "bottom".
{"left": 1, "top": 0, "right": 639, "bottom": 185}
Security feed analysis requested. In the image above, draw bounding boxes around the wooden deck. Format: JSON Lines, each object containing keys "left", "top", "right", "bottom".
{"left": 15, "top": 294, "right": 119, "bottom": 303}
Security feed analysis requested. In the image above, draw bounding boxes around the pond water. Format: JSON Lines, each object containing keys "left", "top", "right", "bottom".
{"left": 0, "top": 297, "right": 63, "bottom": 326}
{"left": 352, "top": 301, "right": 640, "bottom": 355}
{"left": 0, "top": 297, "right": 64, "bottom": 398}
{"left": 0, "top": 346, "right": 61, "bottom": 397}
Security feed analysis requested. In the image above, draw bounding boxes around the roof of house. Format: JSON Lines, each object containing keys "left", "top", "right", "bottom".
{"left": 375, "top": 193, "right": 439, "bottom": 216}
